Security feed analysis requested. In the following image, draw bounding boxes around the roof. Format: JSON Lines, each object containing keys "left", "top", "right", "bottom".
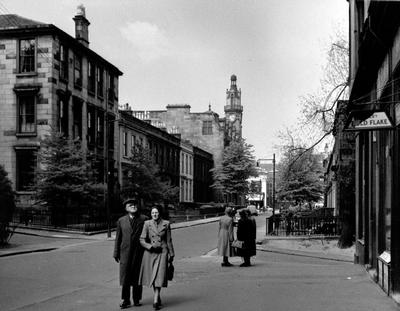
{"left": 0, "top": 14, "right": 45, "bottom": 28}
{"left": 0, "top": 14, "right": 122, "bottom": 76}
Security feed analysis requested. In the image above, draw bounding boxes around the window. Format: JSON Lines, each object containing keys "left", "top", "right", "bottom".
{"left": 59, "top": 44, "right": 68, "bottom": 80}
{"left": 57, "top": 97, "right": 69, "bottom": 137}
{"left": 97, "top": 67, "right": 104, "bottom": 98}
{"left": 74, "top": 55, "right": 82, "bottom": 87}
{"left": 185, "top": 154, "right": 188, "bottom": 174}
{"left": 123, "top": 132, "right": 128, "bottom": 156}
{"left": 97, "top": 113, "right": 104, "bottom": 147}
{"left": 131, "top": 135, "right": 136, "bottom": 153}
{"left": 87, "top": 106, "right": 95, "bottom": 145}
{"left": 16, "top": 149, "right": 36, "bottom": 191}
{"left": 107, "top": 115, "right": 115, "bottom": 150}
{"left": 72, "top": 101, "right": 82, "bottom": 140}
{"left": 202, "top": 120, "right": 213, "bottom": 135}
{"left": 18, "top": 94, "right": 36, "bottom": 134}
{"left": 88, "top": 61, "right": 95, "bottom": 94}
{"left": 19, "top": 38, "right": 36, "bottom": 73}
{"left": 108, "top": 73, "right": 115, "bottom": 102}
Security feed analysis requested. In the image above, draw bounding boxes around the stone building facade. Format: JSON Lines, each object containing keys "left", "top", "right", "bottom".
{"left": 348, "top": 0, "right": 400, "bottom": 298}
{"left": 131, "top": 75, "right": 244, "bottom": 169}
{"left": 0, "top": 9, "right": 122, "bottom": 207}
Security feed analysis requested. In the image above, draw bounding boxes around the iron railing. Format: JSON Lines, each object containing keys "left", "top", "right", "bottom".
{"left": 266, "top": 215, "right": 342, "bottom": 236}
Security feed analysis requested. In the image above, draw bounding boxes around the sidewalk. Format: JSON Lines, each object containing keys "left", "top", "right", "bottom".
{"left": 0, "top": 217, "right": 221, "bottom": 257}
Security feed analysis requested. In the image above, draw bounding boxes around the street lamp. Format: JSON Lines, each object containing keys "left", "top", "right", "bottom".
{"left": 104, "top": 117, "right": 119, "bottom": 238}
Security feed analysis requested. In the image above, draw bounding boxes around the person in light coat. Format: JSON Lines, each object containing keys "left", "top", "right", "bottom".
{"left": 217, "top": 207, "right": 234, "bottom": 266}
{"left": 139, "top": 207, "right": 175, "bottom": 310}
{"left": 113, "top": 198, "right": 148, "bottom": 309}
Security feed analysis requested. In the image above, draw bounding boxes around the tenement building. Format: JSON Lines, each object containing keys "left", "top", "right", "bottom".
{"left": 131, "top": 74, "right": 244, "bottom": 169}
{"left": 348, "top": 0, "right": 400, "bottom": 299}
{"left": 0, "top": 7, "right": 122, "bottom": 207}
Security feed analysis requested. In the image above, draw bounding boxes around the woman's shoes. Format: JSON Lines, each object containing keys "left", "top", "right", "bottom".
{"left": 153, "top": 297, "right": 162, "bottom": 310}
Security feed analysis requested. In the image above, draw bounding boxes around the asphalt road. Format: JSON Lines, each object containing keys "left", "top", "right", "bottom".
{"left": 1, "top": 217, "right": 399, "bottom": 311}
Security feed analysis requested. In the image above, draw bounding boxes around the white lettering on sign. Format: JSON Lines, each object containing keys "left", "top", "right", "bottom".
{"left": 354, "top": 112, "right": 393, "bottom": 130}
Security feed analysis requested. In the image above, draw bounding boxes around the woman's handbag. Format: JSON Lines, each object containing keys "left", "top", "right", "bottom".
{"left": 232, "top": 240, "right": 244, "bottom": 249}
{"left": 167, "top": 262, "right": 174, "bottom": 281}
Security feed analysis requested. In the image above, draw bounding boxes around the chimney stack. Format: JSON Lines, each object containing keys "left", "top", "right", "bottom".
{"left": 73, "top": 4, "right": 90, "bottom": 47}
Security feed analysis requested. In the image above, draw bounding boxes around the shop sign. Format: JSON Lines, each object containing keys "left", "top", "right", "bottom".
{"left": 345, "top": 111, "right": 394, "bottom": 131}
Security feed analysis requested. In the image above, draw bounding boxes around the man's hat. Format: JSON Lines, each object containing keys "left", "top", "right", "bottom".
{"left": 123, "top": 198, "right": 139, "bottom": 208}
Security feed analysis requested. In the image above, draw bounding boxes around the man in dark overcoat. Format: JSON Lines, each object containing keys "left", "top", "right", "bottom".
{"left": 114, "top": 198, "right": 148, "bottom": 309}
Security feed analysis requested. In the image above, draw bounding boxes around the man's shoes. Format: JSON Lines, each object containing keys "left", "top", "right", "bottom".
{"left": 153, "top": 302, "right": 161, "bottom": 310}
{"left": 133, "top": 300, "right": 142, "bottom": 306}
{"left": 221, "top": 262, "right": 233, "bottom": 267}
{"left": 120, "top": 300, "right": 131, "bottom": 309}
{"left": 240, "top": 262, "right": 251, "bottom": 267}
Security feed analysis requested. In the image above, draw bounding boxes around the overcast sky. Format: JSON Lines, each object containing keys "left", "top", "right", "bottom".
{"left": 2, "top": 0, "right": 348, "bottom": 159}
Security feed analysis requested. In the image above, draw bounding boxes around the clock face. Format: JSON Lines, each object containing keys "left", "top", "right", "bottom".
{"left": 229, "top": 114, "right": 236, "bottom": 122}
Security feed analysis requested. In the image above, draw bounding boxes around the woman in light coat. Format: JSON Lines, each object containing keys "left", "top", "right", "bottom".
{"left": 139, "top": 207, "right": 175, "bottom": 310}
{"left": 217, "top": 207, "right": 234, "bottom": 266}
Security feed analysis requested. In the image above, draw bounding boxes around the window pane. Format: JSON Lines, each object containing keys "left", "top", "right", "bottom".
{"left": 18, "top": 95, "right": 35, "bottom": 133}
{"left": 16, "top": 149, "right": 36, "bottom": 191}
{"left": 74, "top": 56, "right": 82, "bottom": 86}
{"left": 59, "top": 45, "right": 68, "bottom": 80}
{"left": 19, "top": 39, "right": 35, "bottom": 73}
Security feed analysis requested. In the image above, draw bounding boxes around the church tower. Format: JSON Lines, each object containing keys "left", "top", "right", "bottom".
{"left": 224, "top": 74, "right": 243, "bottom": 146}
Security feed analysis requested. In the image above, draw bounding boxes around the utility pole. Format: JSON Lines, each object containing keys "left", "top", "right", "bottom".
{"left": 272, "top": 153, "right": 276, "bottom": 216}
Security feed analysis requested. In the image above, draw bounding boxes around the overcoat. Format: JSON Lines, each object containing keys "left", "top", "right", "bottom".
{"left": 139, "top": 219, "right": 175, "bottom": 287}
{"left": 237, "top": 217, "right": 257, "bottom": 257}
{"left": 217, "top": 214, "right": 234, "bottom": 257}
{"left": 113, "top": 214, "right": 148, "bottom": 286}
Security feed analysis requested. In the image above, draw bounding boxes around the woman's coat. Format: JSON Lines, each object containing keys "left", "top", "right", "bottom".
{"left": 237, "top": 217, "right": 257, "bottom": 257}
{"left": 217, "top": 214, "right": 234, "bottom": 257}
{"left": 113, "top": 214, "right": 148, "bottom": 286}
{"left": 139, "top": 219, "right": 175, "bottom": 287}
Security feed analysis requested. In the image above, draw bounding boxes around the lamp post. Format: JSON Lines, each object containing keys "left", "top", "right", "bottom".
{"left": 104, "top": 116, "right": 119, "bottom": 238}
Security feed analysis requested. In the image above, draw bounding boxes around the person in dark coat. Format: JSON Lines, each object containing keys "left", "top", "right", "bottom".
{"left": 237, "top": 209, "right": 257, "bottom": 267}
{"left": 113, "top": 198, "right": 148, "bottom": 309}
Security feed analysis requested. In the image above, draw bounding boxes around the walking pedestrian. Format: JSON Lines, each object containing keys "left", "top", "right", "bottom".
{"left": 237, "top": 209, "right": 256, "bottom": 267}
{"left": 139, "top": 206, "right": 175, "bottom": 310}
{"left": 113, "top": 197, "right": 149, "bottom": 309}
{"left": 217, "top": 207, "right": 234, "bottom": 266}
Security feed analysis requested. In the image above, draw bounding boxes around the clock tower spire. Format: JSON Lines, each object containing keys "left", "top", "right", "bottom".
{"left": 224, "top": 74, "right": 243, "bottom": 145}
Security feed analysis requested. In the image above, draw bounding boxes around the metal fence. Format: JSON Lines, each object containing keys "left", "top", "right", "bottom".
{"left": 266, "top": 215, "right": 342, "bottom": 236}
{"left": 12, "top": 210, "right": 121, "bottom": 232}
{"left": 11, "top": 209, "right": 224, "bottom": 232}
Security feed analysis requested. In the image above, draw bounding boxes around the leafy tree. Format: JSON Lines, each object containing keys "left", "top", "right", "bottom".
{"left": 34, "top": 131, "right": 104, "bottom": 220}
{"left": 121, "top": 143, "right": 179, "bottom": 207}
{"left": 277, "top": 147, "right": 324, "bottom": 205}
{"left": 211, "top": 139, "right": 258, "bottom": 204}
{"left": 0, "top": 165, "right": 16, "bottom": 245}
